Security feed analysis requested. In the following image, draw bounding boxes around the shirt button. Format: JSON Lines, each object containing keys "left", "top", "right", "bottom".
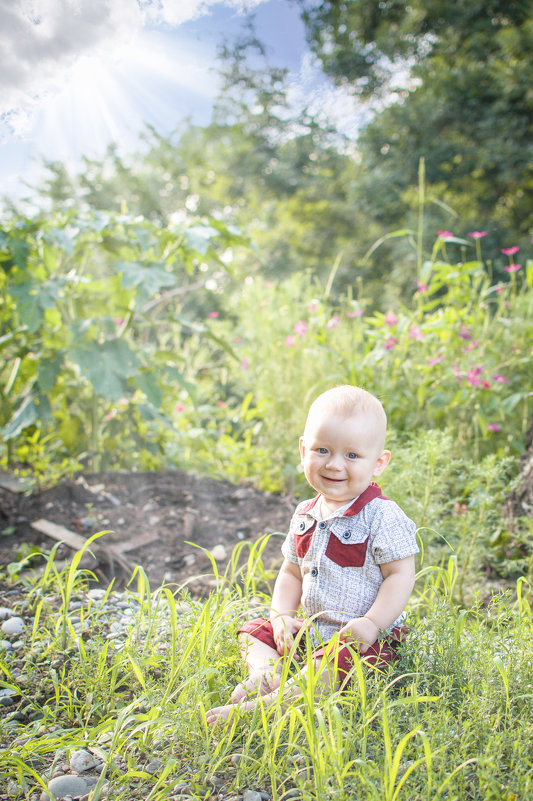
{"left": 319, "top": 521, "right": 327, "bottom": 530}
{"left": 310, "top": 567, "right": 318, "bottom": 577}
{"left": 343, "top": 531, "right": 351, "bottom": 539}
{"left": 299, "top": 522, "right": 306, "bottom": 530}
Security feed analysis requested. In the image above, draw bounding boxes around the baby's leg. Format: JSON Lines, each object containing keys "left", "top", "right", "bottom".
{"left": 230, "top": 633, "right": 282, "bottom": 702}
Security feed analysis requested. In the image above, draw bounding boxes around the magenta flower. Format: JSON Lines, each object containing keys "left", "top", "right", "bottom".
{"left": 208, "top": 311, "right": 219, "bottom": 318}
{"left": 487, "top": 423, "right": 501, "bottom": 432}
{"left": 458, "top": 324, "right": 472, "bottom": 341}
{"left": 501, "top": 246, "right": 519, "bottom": 255}
{"left": 241, "top": 358, "right": 250, "bottom": 371}
{"left": 327, "top": 315, "right": 340, "bottom": 330}
{"left": 468, "top": 231, "right": 487, "bottom": 239}
{"left": 308, "top": 303, "right": 318, "bottom": 311}
{"left": 408, "top": 324, "right": 425, "bottom": 341}
{"left": 285, "top": 335, "right": 296, "bottom": 347}
{"left": 428, "top": 354, "right": 445, "bottom": 366}
{"left": 293, "top": 320, "right": 308, "bottom": 339}
{"left": 437, "top": 230, "right": 454, "bottom": 238}
{"left": 385, "top": 336, "right": 398, "bottom": 350}
{"left": 452, "top": 362, "right": 462, "bottom": 380}
{"left": 493, "top": 374, "right": 509, "bottom": 383}
{"left": 347, "top": 310, "right": 364, "bottom": 318}
{"left": 417, "top": 282, "right": 429, "bottom": 292}
{"left": 463, "top": 339, "right": 480, "bottom": 353}
{"left": 504, "top": 263, "right": 521, "bottom": 273}
{"left": 384, "top": 311, "right": 398, "bottom": 326}
{"left": 175, "top": 404, "right": 185, "bottom": 413}
{"left": 465, "top": 366, "right": 483, "bottom": 387}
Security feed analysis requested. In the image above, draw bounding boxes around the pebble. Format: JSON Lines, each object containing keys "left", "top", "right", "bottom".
{"left": 1, "top": 617, "right": 26, "bottom": 635}
{"left": 211, "top": 544, "right": 227, "bottom": 561}
{"left": 0, "top": 639, "right": 13, "bottom": 651}
{"left": 69, "top": 749, "right": 98, "bottom": 773}
{"left": 144, "top": 758, "right": 164, "bottom": 775}
{"left": 40, "top": 775, "right": 91, "bottom": 800}
{"left": 0, "top": 607, "right": 13, "bottom": 620}
{"left": 243, "top": 792, "right": 264, "bottom": 801}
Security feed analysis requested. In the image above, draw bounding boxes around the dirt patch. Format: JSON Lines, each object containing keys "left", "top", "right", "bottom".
{"left": 0, "top": 471, "right": 296, "bottom": 594}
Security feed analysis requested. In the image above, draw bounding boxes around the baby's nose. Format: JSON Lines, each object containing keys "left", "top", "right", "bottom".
{"left": 326, "top": 453, "right": 343, "bottom": 469}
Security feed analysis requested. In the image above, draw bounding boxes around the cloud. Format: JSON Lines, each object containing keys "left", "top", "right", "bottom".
{"left": 0, "top": 0, "right": 265, "bottom": 117}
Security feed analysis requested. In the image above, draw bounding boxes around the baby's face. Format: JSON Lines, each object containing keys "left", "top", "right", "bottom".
{"left": 299, "top": 411, "right": 389, "bottom": 510}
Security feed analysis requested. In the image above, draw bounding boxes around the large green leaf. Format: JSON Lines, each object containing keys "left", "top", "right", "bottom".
{"left": 115, "top": 261, "right": 178, "bottom": 305}
{"left": 69, "top": 339, "right": 140, "bottom": 401}
{"left": 0, "top": 394, "right": 50, "bottom": 440}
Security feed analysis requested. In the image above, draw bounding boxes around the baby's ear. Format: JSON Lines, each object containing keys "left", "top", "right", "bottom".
{"left": 299, "top": 436, "right": 306, "bottom": 462}
{"left": 373, "top": 450, "right": 391, "bottom": 476}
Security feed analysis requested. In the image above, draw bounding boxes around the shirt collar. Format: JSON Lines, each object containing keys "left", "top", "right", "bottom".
{"left": 299, "top": 482, "right": 382, "bottom": 519}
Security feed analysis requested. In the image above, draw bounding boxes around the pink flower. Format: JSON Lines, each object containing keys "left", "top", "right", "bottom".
{"left": 293, "top": 320, "right": 308, "bottom": 339}
{"left": 468, "top": 231, "right": 487, "bottom": 239}
{"left": 417, "top": 282, "right": 429, "bottom": 292}
{"left": 428, "top": 354, "right": 445, "bottom": 366}
{"left": 504, "top": 263, "right": 521, "bottom": 273}
{"left": 285, "top": 335, "right": 296, "bottom": 347}
{"left": 493, "top": 374, "right": 509, "bottom": 383}
{"left": 501, "top": 246, "right": 519, "bottom": 255}
{"left": 385, "top": 336, "right": 398, "bottom": 350}
{"left": 208, "top": 311, "right": 219, "bottom": 318}
{"left": 463, "top": 339, "right": 480, "bottom": 353}
{"left": 408, "top": 324, "right": 425, "bottom": 341}
{"left": 482, "top": 380, "right": 492, "bottom": 389}
{"left": 458, "top": 325, "right": 472, "bottom": 341}
{"left": 494, "top": 283, "right": 505, "bottom": 293}
{"left": 216, "top": 401, "right": 227, "bottom": 407}
{"left": 241, "top": 358, "right": 250, "bottom": 371}
{"left": 308, "top": 303, "right": 318, "bottom": 311}
{"left": 347, "top": 310, "right": 364, "bottom": 318}
{"left": 437, "top": 230, "right": 454, "bottom": 238}
{"left": 384, "top": 311, "right": 398, "bottom": 326}
{"left": 465, "top": 366, "right": 483, "bottom": 387}
{"left": 326, "top": 315, "right": 340, "bottom": 330}
{"left": 175, "top": 404, "right": 185, "bottom": 413}
{"left": 452, "top": 362, "right": 462, "bottom": 380}
{"left": 487, "top": 423, "right": 501, "bottom": 432}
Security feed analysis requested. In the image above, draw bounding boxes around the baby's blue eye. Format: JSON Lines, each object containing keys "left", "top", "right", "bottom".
{"left": 347, "top": 452, "right": 358, "bottom": 460}
{"left": 317, "top": 447, "right": 328, "bottom": 454}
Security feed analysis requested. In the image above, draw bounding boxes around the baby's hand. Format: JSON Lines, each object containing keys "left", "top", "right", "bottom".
{"left": 339, "top": 616, "right": 379, "bottom": 654}
{"left": 271, "top": 615, "right": 305, "bottom": 657}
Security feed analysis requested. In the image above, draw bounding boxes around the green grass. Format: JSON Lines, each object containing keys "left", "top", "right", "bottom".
{"left": 1, "top": 539, "right": 532, "bottom": 801}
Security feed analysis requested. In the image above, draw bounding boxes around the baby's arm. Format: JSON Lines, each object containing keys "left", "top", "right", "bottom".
{"left": 270, "top": 558, "right": 303, "bottom": 656}
{"left": 339, "top": 555, "right": 416, "bottom": 652}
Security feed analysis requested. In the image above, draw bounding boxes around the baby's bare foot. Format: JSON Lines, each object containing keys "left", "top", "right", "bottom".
{"left": 230, "top": 670, "right": 281, "bottom": 703}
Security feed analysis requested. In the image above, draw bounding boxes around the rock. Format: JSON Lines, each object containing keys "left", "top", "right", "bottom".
{"left": 243, "top": 792, "right": 263, "bottom": 801}
{"left": 144, "top": 758, "right": 164, "bottom": 775}
{"left": 0, "top": 640, "right": 13, "bottom": 651}
{"left": 69, "top": 749, "right": 98, "bottom": 773}
{"left": 1, "top": 617, "right": 25, "bottom": 636}
{"left": 210, "top": 544, "right": 227, "bottom": 561}
{"left": 0, "top": 607, "right": 13, "bottom": 620}
{"left": 40, "top": 775, "right": 91, "bottom": 800}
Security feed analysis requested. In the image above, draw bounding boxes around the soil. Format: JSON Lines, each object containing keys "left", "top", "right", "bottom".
{"left": 0, "top": 470, "right": 297, "bottom": 595}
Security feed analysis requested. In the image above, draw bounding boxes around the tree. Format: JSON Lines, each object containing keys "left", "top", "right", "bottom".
{"left": 299, "top": 0, "right": 533, "bottom": 248}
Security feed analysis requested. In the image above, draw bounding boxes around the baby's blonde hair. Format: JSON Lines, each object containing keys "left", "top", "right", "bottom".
{"left": 305, "top": 385, "right": 387, "bottom": 452}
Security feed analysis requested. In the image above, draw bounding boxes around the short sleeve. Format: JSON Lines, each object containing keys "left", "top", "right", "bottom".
{"left": 281, "top": 526, "right": 299, "bottom": 564}
{"left": 370, "top": 501, "right": 419, "bottom": 564}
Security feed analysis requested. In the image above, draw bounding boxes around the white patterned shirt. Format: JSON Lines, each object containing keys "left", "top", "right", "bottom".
{"left": 281, "top": 482, "right": 418, "bottom": 644}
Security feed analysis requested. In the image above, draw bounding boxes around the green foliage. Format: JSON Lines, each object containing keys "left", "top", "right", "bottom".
{"left": 1, "top": 540, "right": 532, "bottom": 800}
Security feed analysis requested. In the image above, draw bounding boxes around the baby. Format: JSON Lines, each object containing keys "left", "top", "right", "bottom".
{"left": 206, "top": 385, "right": 418, "bottom": 723}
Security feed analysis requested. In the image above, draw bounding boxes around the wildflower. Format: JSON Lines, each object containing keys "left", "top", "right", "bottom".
{"left": 285, "top": 335, "right": 296, "bottom": 347}
{"left": 384, "top": 311, "right": 398, "bottom": 326}
{"left": 465, "top": 366, "right": 483, "bottom": 387}
{"left": 417, "top": 282, "right": 429, "bottom": 292}
{"left": 452, "top": 362, "right": 462, "bottom": 380}
{"left": 468, "top": 231, "right": 487, "bottom": 239}
{"left": 428, "top": 354, "right": 445, "bottom": 366}
{"left": 216, "top": 401, "right": 227, "bottom": 407}
{"left": 482, "top": 380, "right": 492, "bottom": 389}
{"left": 408, "top": 324, "right": 425, "bottom": 341}
{"left": 326, "top": 315, "right": 340, "bottom": 330}
{"left": 493, "top": 374, "right": 509, "bottom": 383}
{"left": 293, "top": 320, "right": 308, "bottom": 339}
{"left": 487, "top": 423, "right": 501, "bottom": 432}
{"left": 437, "top": 230, "right": 454, "bottom": 238}
{"left": 175, "top": 404, "right": 185, "bottom": 413}
{"left": 463, "top": 339, "right": 480, "bottom": 353}
{"left": 385, "top": 336, "right": 398, "bottom": 350}
{"left": 458, "top": 324, "right": 472, "bottom": 340}
{"left": 208, "top": 311, "right": 219, "bottom": 318}
{"left": 347, "top": 310, "right": 364, "bottom": 318}
{"left": 501, "top": 246, "right": 519, "bottom": 255}
{"left": 504, "top": 263, "right": 521, "bottom": 273}
{"left": 308, "top": 302, "right": 319, "bottom": 311}
{"left": 494, "top": 283, "right": 505, "bottom": 293}
{"left": 241, "top": 358, "right": 250, "bottom": 370}
{"left": 454, "top": 502, "right": 468, "bottom": 515}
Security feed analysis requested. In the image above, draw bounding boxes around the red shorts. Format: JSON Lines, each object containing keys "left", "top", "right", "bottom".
{"left": 237, "top": 617, "right": 408, "bottom": 685}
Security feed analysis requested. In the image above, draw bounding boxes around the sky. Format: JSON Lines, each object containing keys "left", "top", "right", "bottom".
{"left": 0, "top": 0, "right": 363, "bottom": 206}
